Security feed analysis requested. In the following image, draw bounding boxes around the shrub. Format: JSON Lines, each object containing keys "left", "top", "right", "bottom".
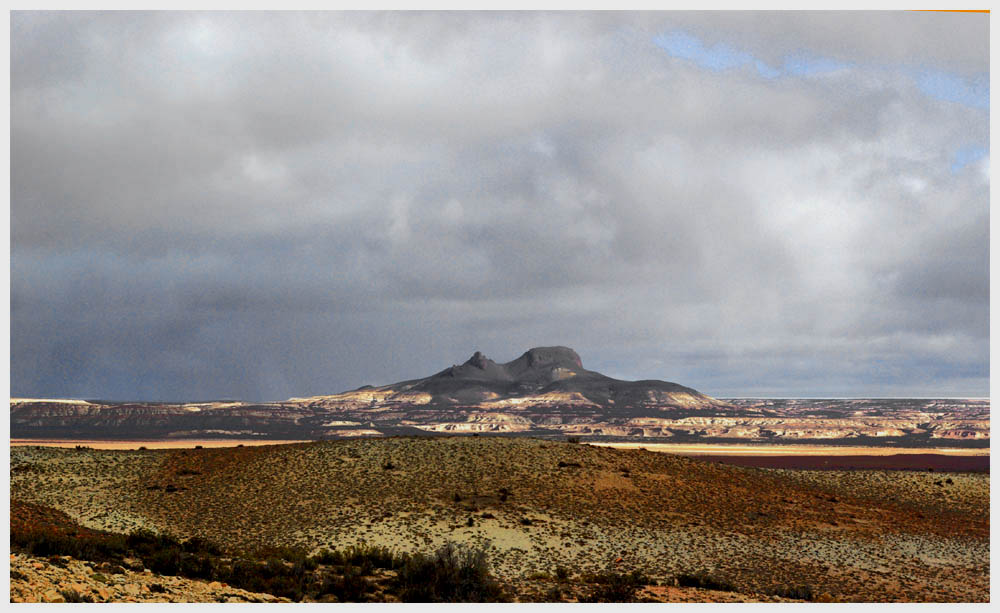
{"left": 320, "top": 564, "right": 375, "bottom": 602}
{"left": 182, "top": 536, "right": 222, "bottom": 556}
{"left": 676, "top": 571, "right": 736, "bottom": 592}
{"left": 393, "top": 543, "right": 507, "bottom": 602}
{"left": 341, "top": 544, "right": 401, "bottom": 570}
{"left": 580, "top": 570, "right": 649, "bottom": 602}
{"left": 554, "top": 566, "right": 569, "bottom": 581}
{"left": 566, "top": 436, "right": 581, "bottom": 444}
{"left": 147, "top": 547, "right": 182, "bottom": 575}
{"left": 770, "top": 585, "right": 815, "bottom": 601}
{"left": 311, "top": 548, "right": 343, "bottom": 566}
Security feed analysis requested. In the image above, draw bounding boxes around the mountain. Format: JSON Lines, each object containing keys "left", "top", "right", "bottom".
{"left": 15, "top": 347, "right": 987, "bottom": 444}
{"left": 290, "top": 346, "right": 728, "bottom": 411}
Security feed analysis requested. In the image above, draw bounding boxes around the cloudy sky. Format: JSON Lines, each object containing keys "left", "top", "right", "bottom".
{"left": 10, "top": 11, "right": 989, "bottom": 401}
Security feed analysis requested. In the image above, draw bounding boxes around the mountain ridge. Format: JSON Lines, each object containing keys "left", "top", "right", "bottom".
{"left": 294, "top": 346, "right": 727, "bottom": 411}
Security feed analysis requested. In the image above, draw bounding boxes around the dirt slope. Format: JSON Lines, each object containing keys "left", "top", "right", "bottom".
{"left": 10, "top": 436, "right": 989, "bottom": 602}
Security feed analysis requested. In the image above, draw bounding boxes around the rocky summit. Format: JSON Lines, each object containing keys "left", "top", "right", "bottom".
{"left": 9, "top": 348, "right": 989, "bottom": 445}
{"left": 10, "top": 347, "right": 729, "bottom": 441}
{"left": 327, "top": 346, "right": 724, "bottom": 408}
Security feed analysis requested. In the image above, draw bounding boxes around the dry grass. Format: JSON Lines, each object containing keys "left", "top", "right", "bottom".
{"left": 10, "top": 436, "right": 989, "bottom": 602}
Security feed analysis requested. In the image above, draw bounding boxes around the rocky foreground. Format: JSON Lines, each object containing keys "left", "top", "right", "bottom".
{"left": 9, "top": 553, "right": 287, "bottom": 603}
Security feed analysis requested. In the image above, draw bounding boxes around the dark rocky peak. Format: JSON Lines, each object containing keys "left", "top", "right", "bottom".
{"left": 466, "top": 351, "right": 491, "bottom": 370}
{"left": 517, "top": 346, "right": 584, "bottom": 370}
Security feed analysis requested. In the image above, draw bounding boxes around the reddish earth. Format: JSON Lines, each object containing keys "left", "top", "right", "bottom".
{"left": 695, "top": 453, "right": 989, "bottom": 472}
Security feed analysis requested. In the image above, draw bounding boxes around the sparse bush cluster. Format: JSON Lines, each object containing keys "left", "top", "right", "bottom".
{"left": 675, "top": 570, "right": 736, "bottom": 592}
{"left": 393, "top": 543, "right": 507, "bottom": 602}
{"left": 11, "top": 501, "right": 505, "bottom": 603}
{"left": 579, "top": 570, "right": 651, "bottom": 602}
{"left": 769, "top": 584, "right": 815, "bottom": 601}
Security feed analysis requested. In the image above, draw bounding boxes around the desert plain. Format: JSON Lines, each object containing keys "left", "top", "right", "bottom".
{"left": 9, "top": 435, "right": 989, "bottom": 602}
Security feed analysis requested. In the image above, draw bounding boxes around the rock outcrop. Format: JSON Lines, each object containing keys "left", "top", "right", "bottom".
{"left": 9, "top": 553, "right": 288, "bottom": 603}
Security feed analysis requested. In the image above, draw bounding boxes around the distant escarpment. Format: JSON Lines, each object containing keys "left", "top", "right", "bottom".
{"left": 292, "top": 346, "right": 727, "bottom": 411}
{"left": 10, "top": 348, "right": 990, "bottom": 445}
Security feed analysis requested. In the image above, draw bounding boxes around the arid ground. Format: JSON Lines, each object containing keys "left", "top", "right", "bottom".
{"left": 9, "top": 436, "right": 988, "bottom": 602}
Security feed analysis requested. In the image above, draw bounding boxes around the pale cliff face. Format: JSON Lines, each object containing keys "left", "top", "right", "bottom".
{"left": 9, "top": 349, "right": 990, "bottom": 445}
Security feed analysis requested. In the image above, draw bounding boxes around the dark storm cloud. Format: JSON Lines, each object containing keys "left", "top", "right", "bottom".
{"left": 11, "top": 11, "right": 989, "bottom": 400}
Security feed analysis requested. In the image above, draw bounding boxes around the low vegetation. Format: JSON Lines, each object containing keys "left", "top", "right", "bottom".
{"left": 10, "top": 437, "right": 991, "bottom": 602}
{"left": 580, "top": 570, "right": 652, "bottom": 602}
{"left": 11, "top": 501, "right": 507, "bottom": 603}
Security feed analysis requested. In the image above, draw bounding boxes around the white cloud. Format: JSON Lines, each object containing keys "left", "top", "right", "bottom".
{"left": 10, "top": 11, "right": 989, "bottom": 400}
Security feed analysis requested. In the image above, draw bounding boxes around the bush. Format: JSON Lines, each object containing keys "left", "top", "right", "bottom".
{"left": 770, "top": 585, "right": 815, "bottom": 601}
{"left": 182, "top": 536, "right": 222, "bottom": 556}
{"left": 580, "top": 570, "right": 649, "bottom": 602}
{"left": 676, "top": 571, "right": 736, "bottom": 592}
{"left": 312, "top": 548, "right": 343, "bottom": 566}
{"left": 10, "top": 501, "right": 511, "bottom": 603}
{"left": 341, "top": 544, "right": 401, "bottom": 570}
{"left": 393, "top": 543, "right": 507, "bottom": 602}
{"left": 320, "top": 564, "right": 375, "bottom": 602}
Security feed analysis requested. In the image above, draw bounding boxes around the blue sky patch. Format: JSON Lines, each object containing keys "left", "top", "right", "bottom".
{"left": 951, "top": 144, "right": 989, "bottom": 173}
{"left": 653, "top": 30, "right": 849, "bottom": 80}
{"left": 655, "top": 30, "right": 988, "bottom": 112}
{"left": 914, "top": 69, "right": 989, "bottom": 110}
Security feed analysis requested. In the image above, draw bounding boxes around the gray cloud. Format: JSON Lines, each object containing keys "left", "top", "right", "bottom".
{"left": 11, "top": 11, "right": 989, "bottom": 400}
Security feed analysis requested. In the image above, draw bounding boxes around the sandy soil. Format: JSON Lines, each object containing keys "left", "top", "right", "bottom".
{"left": 697, "top": 454, "right": 989, "bottom": 472}
{"left": 10, "top": 437, "right": 990, "bottom": 602}
{"left": 9, "top": 439, "right": 312, "bottom": 450}
{"left": 590, "top": 442, "right": 989, "bottom": 456}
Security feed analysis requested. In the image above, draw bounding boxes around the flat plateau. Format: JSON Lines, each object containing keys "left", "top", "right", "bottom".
{"left": 591, "top": 442, "right": 989, "bottom": 455}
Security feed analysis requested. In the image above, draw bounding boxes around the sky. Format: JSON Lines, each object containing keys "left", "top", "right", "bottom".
{"left": 10, "top": 11, "right": 989, "bottom": 401}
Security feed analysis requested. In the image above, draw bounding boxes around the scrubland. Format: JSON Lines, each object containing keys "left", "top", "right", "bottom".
{"left": 10, "top": 436, "right": 989, "bottom": 602}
